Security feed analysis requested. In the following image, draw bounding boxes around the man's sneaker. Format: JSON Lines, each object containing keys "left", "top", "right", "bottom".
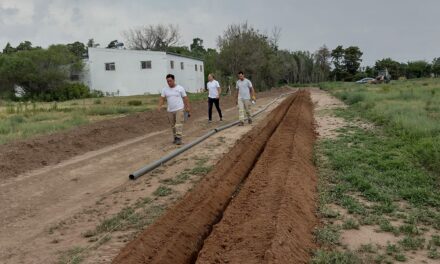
{"left": 238, "top": 121, "right": 244, "bottom": 126}
{"left": 248, "top": 118, "right": 253, "bottom": 124}
{"left": 175, "top": 138, "right": 182, "bottom": 145}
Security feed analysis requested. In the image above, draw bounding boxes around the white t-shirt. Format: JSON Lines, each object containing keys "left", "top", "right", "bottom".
{"left": 207, "top": 80, "right": 220, "bottom": 99}
{"left": 236, "top": 78, "right": 253, "bottom": 99}
{"left": 161, "top": 85, "right": 187, "bottom": 112}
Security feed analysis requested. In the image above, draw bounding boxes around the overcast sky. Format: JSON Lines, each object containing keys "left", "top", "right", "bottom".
{"left": 0, "top": 0, "right": 439, "bottom": 65}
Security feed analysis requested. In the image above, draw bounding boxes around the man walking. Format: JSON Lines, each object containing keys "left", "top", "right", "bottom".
{"left": 207, "top": 73, "right": 223, "bottom": 122}
{"left": 236, "top": 71, "right": 256, "bottom": 125}
{"left": 157, "top": 74, "right": 191, "bottom": 145}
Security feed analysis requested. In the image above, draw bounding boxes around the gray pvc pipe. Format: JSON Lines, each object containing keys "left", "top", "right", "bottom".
{"left": 129, "top": 90, "right": 297, "bottom": 180}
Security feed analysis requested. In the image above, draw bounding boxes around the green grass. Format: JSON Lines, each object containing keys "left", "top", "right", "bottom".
{"left": 342, "top": 218, "right": 360, "bottom": 230}
{"left": 314, "top": 79, "right": 440, "bottom": 262}
{"left": 315, "top": 225, "right": 341, "bottom": 246}
{"left": 153, "top": 185, "right": 173, "bottom": 197}
{"left": 311, "top": 250, "right": 361, "bottom": 264}
{"left": 58, "top": 246, "right": 84, "bottom": 264}
{"left": 319, "top": 78, "right": 440, "bottom": 174}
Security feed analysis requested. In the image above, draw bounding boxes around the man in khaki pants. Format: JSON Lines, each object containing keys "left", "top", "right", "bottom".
{"left": 157, "top": 74, "right": 191, "bottom": 145}
{"left": 236, "top": 71, "right": 256, "bottom": 125}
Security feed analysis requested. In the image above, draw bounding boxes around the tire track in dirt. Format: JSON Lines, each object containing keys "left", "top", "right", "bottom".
{"left": 112, "top": 90, "right": 317, "bottom": 264}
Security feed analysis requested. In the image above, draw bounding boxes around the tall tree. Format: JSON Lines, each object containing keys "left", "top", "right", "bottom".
{"left": 67, "top": 41, "right": 87, "bottom": 58}
{"left": 375, "top": 58, "right": 404, "bottom": 80}
{"left": 190, "top": 38, "right": 206, "bottom": 58}
{"left": 331, "top": 45, "right": 345, "bottom": 81}
{"left": 314, "top": 45, "right": 331, "bottom": 82}
{"left": 217, "top": 22, "right": 277, "bottom": 89}
{"left": 343, "top": 46, "right": 363, "bottom": 79}
{"left": 3, "top": 42, "right": 16, "bottom": 54}
{"left": 123, "top": 24, "right": 181, "bottom": 51}
{"left": 432, "top": 57, "right": 440, "bottom": 77}
{"left": 406, "top": 60, "right": 431, "bottom": 78}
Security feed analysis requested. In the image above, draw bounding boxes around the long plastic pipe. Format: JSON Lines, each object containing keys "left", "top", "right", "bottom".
{"left": 129, "top": 91, "right": 297, "bottom": 180}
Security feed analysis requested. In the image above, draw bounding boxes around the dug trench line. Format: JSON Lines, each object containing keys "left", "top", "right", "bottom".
{"left": 112, "top": 90, "right": 317, "bottom": 264}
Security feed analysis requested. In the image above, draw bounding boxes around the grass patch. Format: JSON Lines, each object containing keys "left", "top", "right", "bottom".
{"left": 58, "top": 246, "right": 84, "bottom": 264}
{"left": 315, "top": 225, "right": 341, "bottom": 246}
{"left": 153, "top": 185, "right": 173, "bottom": 197}
{"left": 311, "top": 250, "right": 361, "bottom": 264}
{"left": 398, "top": 236, "right": 425, "bottom": 251}
{"left": 342, "top": 218, "right": 360, "bottom": 230}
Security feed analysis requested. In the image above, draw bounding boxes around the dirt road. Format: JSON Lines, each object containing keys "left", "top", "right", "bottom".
{"left": 113, "top": 90, "right": 317, "bottom": 264}
{"left": 0, "top": 91, "right": 291, "bottom": 263}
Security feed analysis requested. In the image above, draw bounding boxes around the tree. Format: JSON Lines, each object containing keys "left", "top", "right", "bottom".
{"left": 0, "top": 45, "right": 84, "bottom": 100}
{"left": 432, "top": 58, "right": 440, "bottom": 77}
{"left": 123, "top": 24, "right": 181, "bottom": 51}
{"left": 190, "top": 38, "right": 206, "bottom": 58}
{"left": 67, "top": 41, "right": 87, "bottom": 58}
{"left": 2, "top": 42, "right": 16, "bottom": 54}
{"left": 87, "top": 38, "right": 100, "bottom": 48}
{"left": 217, "top": 22, "right": 278, "bottom": 89}
{"left": 375, "top": 58, "right": 404, "bottom": 80}
{"left": 331, "top": 45, "right": 345, "bottom": 81}
{"left": 343, "top": 46, "right": 363, "bottom": 80}
{"left": 406, "top": 60, "right": 431, "bottom": 78}
{"left": 314, "top": 45, "right": 331, "bottom": 82}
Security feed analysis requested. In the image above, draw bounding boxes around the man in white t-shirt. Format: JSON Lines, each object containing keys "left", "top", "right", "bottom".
{"left": 236, "top": 71, "right": 256, "bottom": 125}
{"left": 206, "top": 73, "right": 223, "bottom": 122}
{"left": 157, "top": 74, "right": 191, "bottom": 145}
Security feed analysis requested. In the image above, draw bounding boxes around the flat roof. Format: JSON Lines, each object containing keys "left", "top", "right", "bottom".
{"left": 88, "top": 48, "right": 203, "bottom": 62}
{"left": 166, "top": 52, "right": 204, "bottom": 62}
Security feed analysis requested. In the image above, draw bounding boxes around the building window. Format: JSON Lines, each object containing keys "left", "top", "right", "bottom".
{"left": 195, "top": 64, "right": 198, "bottom": 71}
{"left": 170, "top": 60, "right": 174, "bottom": 69}
{"left": 105, "top": 62, "right": 115, "bottom": 71}
{"left": 141, "top": 61, "right": 152, "bottom": 69}
{"left": 180, "top": 62, "right": 184, "bottom": 70}
{"left": 200, "top": 65, "right": 203, "bottom": 72}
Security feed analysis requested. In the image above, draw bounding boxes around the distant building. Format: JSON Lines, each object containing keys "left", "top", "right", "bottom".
{"left": 81, "top": 48, "right": 205, "bottom": 96}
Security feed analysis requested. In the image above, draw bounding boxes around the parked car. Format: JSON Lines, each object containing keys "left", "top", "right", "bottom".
{"left": 355, "top": 77, "right": 375, "bottom": 84}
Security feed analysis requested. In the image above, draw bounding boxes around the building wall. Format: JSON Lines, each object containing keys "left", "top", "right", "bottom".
{"left": 166, "top": 54, "right": 205, "bottom": 93}
{"left": 87, "top": 48, "right": 167, "bottom": 96}
{"left": 85, "top": 48, "right": 205, "bottom": 96}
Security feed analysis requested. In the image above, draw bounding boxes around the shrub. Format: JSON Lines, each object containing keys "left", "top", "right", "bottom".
{"left": 127, "top": 100, "right": 142, "bottom": 106}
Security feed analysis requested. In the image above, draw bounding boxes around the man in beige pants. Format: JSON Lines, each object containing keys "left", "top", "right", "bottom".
{"left": 236, "top": 71, "right": 256, "bottom": 125}
{"left": 157, "top": 74, "right": 191, "bottom": 145}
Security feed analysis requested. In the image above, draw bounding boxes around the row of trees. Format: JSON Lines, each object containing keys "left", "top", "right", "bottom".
{"left": 367, "top": 58, "right": 440, "bottom": 79}
{"left": 2, "top": 23, "right": 439, "bottom": 101}
{"left": 0, "top": 41, "right": 94, "bottom": 101}
{"left": 123, "top": 23, "right": 333, "bottom": 90}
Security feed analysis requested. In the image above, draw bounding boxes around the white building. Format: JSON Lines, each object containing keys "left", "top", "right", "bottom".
{"left": 81, "top": 48, "right": 205, "bottom": 95}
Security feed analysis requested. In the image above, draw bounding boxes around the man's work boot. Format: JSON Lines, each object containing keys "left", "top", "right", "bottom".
{"left": 175, "top": 137, "right": 182, "bottom": 145}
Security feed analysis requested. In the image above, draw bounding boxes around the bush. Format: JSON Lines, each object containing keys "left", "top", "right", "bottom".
{"left": 31, "top": 83, "right": 92, "bottom": 101}
{"left": 127, "top": 100, "right": 142, "bottom": 106}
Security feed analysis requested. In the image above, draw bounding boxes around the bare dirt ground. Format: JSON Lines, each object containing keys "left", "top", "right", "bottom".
{"left": 0, "top": 89, "right": 292, "bottom": 264}
{"left": 113, "top": 90, "right": 318, "bottom": 264}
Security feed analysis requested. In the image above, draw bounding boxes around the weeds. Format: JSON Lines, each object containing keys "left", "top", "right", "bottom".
{"left": 153, "top": 185, "right": 173, "bottom": 197}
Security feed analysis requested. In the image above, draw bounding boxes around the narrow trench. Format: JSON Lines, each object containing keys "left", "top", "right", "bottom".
{"left": 189, "top": 94, "right": 299, "bottom": 264}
